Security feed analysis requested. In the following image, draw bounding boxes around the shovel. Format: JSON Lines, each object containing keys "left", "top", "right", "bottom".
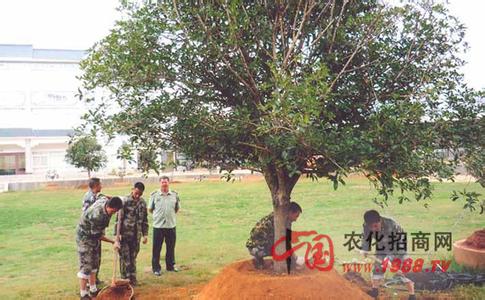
{"left": 111, "top": 247, "right": 131, "bottom": 287}
{"left": 96, "top": 247, "right": 134, "bottom": 300}
{"left": 96, "top": 209, "right": 133, "bottom": 299}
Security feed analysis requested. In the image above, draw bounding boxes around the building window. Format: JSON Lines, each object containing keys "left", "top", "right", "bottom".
{"left": 0, "top": 153, "right": 26, "bottom": 175}
{"left": 33, "top": 154, "right": 48, "bottom": 168}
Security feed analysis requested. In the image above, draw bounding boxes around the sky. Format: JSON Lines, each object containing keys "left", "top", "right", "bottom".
{"left": 0, "top": 0, "right": 121, "bottom": 49}
{"left": 0, "top": 0, "right": 483, "bottom": 90}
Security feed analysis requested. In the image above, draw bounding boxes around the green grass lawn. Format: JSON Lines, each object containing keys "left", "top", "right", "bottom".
{"left": 0, "top": 177, "right": 483, "bottom": 299}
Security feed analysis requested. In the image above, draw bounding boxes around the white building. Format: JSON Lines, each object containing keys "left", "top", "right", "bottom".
{"left": 0, "top": 44, "right": 129, "bottom": 176}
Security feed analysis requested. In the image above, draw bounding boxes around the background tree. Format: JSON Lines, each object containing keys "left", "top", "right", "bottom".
{"left": 65, "top": 135, "right": 108, "bottom": 178}
{"left": 79, "top": 0, "right": 484, "bottom": 272}
{"left": 117, "top": 142, "right": 135, "bottom": 178}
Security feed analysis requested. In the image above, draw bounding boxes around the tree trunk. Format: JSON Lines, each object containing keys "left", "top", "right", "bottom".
{"left": 272, "top": 191, "right": 291, "bottom": 273}
{"left": 264, "top": 165, "right": 300, "bottom": 273}
{"left": 87, "top": 169, "right": 91, "bottom": 178}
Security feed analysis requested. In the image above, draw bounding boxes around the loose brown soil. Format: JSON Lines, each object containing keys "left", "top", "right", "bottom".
{"left": 97, "top": 261, "right": 463, "bottom": 299}
{"left": 196, "top": 260, "right": 371, "bottom": 300}
{"left": 464, "top": 229, "right": 485, "bottom": 249}
{"left": 136, "top": 284, "right": 204, "bottom": 299}
{"left": 97, "top": 283, "right": 133, "bottom": 300}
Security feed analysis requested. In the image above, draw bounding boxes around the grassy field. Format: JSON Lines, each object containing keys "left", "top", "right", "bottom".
{"left": 0, "top": 176, "right": 483, "bottom": 299}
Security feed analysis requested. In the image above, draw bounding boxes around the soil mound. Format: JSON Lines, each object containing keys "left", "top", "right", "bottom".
{"left": 196, "top": 260, "right": 371, "bottom": 300}
{"left": 136, "top": 284, "right": 203, "bottom": 299}
{"left": 97, "top": 284, "right": 133, "bottom": 300}
{"left": 464, "top": 229, "right": 485, "bottom": 249}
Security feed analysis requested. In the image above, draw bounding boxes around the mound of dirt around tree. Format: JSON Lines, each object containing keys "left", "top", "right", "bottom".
{"left": 97, "top": 284, "right": 133, "bottom": 300}
{"left": 465, "top": 229, "right": 485, "bottom": 249}
{"left": 196, "top": 260, "right": 371, "bottom": 300}
{"left": 136, "top": 284, "right": 204, "bottom": 300}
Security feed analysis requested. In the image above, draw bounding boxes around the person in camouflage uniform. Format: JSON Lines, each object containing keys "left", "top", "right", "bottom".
{"left": 82, "top": 178, "right": 103, "bottom": 211}
{"left": 76, "top": 197, "right": 122, "bottom": 300}
{"left": 115, "top": 182, "right": 149, "bottom": 286}
{"left": 246, "top": 202, "right": 302, "bottom": 269}
{"left": 361, "top": 210, "right": 415, "bottom": 300}
{"left": 81, "top": 177, "right": 112, "bottom": 285}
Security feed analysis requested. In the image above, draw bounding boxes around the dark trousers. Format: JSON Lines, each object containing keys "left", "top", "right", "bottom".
{"left": 152, "top": 227, "right": 176, "bottom": 272}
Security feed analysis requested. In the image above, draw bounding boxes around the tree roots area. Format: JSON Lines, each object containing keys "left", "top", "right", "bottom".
{"left": 121, "top": 259, "right": 477, "bottom": 299}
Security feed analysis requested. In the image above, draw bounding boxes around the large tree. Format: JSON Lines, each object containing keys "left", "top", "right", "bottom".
{"left": 79, "top": 0, "right": 484, "bottom": 272}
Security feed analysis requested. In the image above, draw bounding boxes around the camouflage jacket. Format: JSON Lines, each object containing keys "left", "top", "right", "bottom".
{"left": 362, "top": 216, "right": 406, "bottom": 256}
{"left": 77, "top": 199, "right": 112, "bottom": 240}
{"left": 81, "top": 190, "right": 108, "bottom": 212}
{"left": 115, "top": 194, "right": 149, "bottom": 240}
{"left": 246, "top": 212, "right": 277, "bottom": 250}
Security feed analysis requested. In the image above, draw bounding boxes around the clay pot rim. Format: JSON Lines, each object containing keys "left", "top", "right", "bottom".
{"left": 453, "top": 239, "right": 485, "bottom": 254}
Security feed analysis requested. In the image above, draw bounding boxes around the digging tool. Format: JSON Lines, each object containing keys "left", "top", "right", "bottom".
{"left": 96, "top": 210, "right": 134, "bottom": 300}
{"left": 111, "top": 248, "right": 130, "bottom": 287}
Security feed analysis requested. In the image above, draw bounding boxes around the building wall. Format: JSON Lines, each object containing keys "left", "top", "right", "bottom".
{"left": 0, "top": 61, "right": 84, "bottom": 129}
{"left": 0, "top": 45, "right": 133, "bottom": 176}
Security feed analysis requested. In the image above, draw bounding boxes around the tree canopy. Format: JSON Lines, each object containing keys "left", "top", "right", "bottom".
{"left": 78, "top": 0, "right": 484, "bottom": 271}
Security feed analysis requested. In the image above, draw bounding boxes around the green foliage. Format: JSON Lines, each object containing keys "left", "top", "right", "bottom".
{"left": 137, "top": 148, "right": 162, "bottom": 174}
{"left": 78, "top": 0, "right": 484, "bottom": 211}
{"left": 465, "top": 151, "right": 485, "bottom": 187}
{"left": 65, "top": 135, "right": 107, "bottom": 177}
{"left": 117, "top": 142, "right": 134, "bottom": 162}
{"left": 451, "top": 189, "right": 484, "bottom": 214}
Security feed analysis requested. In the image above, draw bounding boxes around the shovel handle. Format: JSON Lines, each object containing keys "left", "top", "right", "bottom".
{"left": 112, "top": 209, "right": 123, "bottom": 286}
{"left": 112, "top": 247, "right": 118, "bottom": 286}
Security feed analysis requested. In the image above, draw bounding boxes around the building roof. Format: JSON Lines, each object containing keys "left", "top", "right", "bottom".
{"left": 0, "top": 44, "right": 86, "bottom": 61}
{"left": 0, "top": 128, "right": 74, "bottom": 138}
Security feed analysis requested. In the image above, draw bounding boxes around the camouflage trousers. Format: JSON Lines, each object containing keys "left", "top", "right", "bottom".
{"left": 248, "top": 245, "right": 299, "bottom": 270}
{"left": 119, "top": 237, "right": 141, "bottom": 280}
{"left": 76, "top": 237, "right": 100, "bottom": 279}
{"left": 248, "top": 245, "right": 272, "bottom": 259}
{"left": 248, "top": 245, "right": 271, "bottom": 268}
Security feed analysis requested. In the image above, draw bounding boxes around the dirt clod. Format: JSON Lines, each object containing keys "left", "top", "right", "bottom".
{"left": 464, "top": 229, "right": 485, "bottom": 249}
